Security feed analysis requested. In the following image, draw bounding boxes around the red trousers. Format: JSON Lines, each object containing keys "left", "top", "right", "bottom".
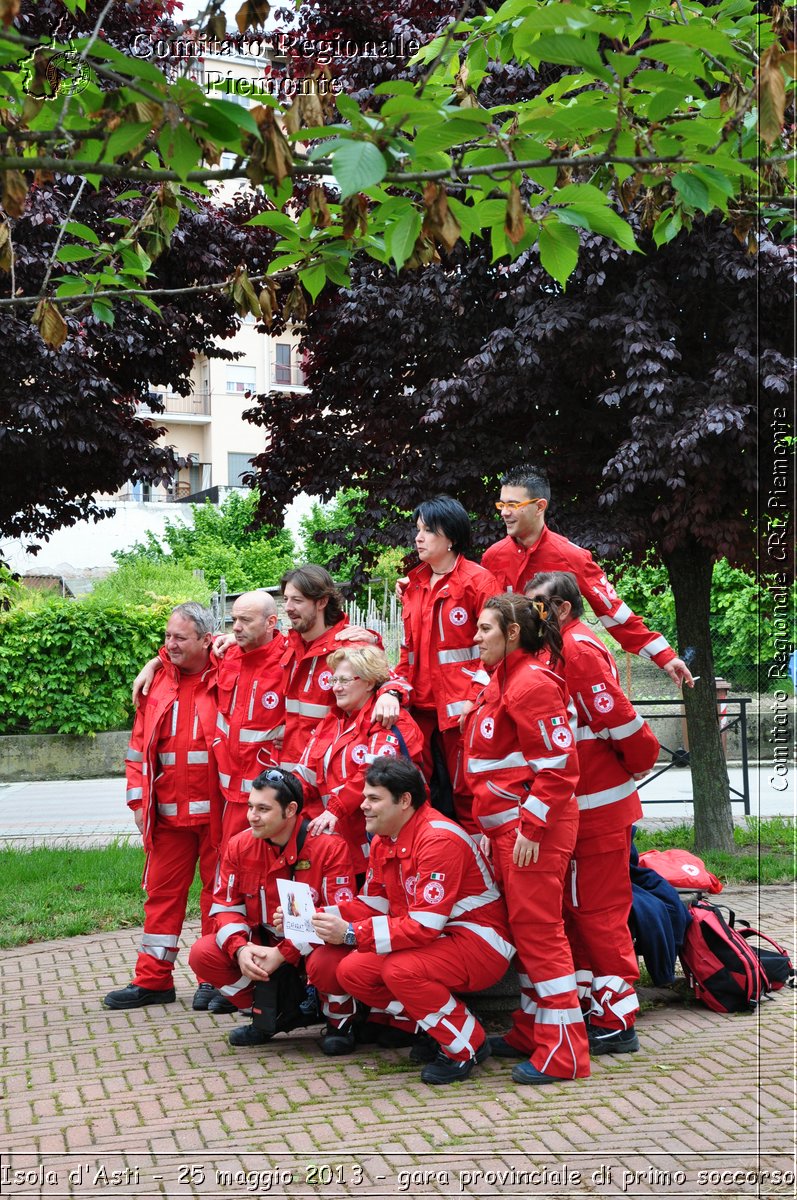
{"left": 188, "top": 936, "right": 356, "bottom": 1027}
{"left": 489, "top": 821, "right": 590, "bottom": 1079}
{"left": 133, "top": 823, "right": 216, "bottom": 989}
{"left": 334, "top": 932, "right": 507, "bottom": 1062}
{"left": 219, "top": 800, "right": 250, "bottom": 858}
{"left": 563, "top": 825, "right": 639, "bottom": 1031}
{"left": 412, "top": 707, "right": 477, "bottom": 835}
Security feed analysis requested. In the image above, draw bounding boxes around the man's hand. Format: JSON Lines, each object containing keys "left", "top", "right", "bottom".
{"left": 307, "top": 812, "right": 338, "bottom": 836}
{"left": 132, "top": 657, "right": 160, "bottom": 704}
{"left": 312, "top": 911, "right": 349, "bottom": 945}
{"left": 513, "top": 830, "right": 541, "bottom": 867}
{"left": 235, "top": 944, "right": 284, "bottom": 981}
{"left": 372, "top": 692, "right": 400, "bottom": 728}
{"left": 395, "top": 577, "right": 408, "bottom": 604}
{"left": 663, "top": 657, "right": 695, "bottom": 688}
{"left": 633, "top": 769, "right": 652, "bottom": 782}
{"left": 479, "top": 834, "right": 492, "bottom": 860}
{"left": 336, "top": 625, "right": 378, "bottom": 645}
{"left": 273, "top": 906, "right": 284, "bottom": 935}
{"left": 458, "top": 700, "right": 475, "bottom": 732}
{"left": 213, "top": 632, "right": 236, "bottom": 658}
{"left": 132, "top": 808, "right": 144, "bottom": 834}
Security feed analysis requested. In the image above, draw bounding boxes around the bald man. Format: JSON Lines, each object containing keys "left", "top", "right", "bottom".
{"left": 213, "top": 591, "right": 287, "bottom": 850}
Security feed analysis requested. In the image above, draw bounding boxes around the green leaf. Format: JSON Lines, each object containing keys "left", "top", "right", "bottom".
{"left": 332, "top": 141, "right": 387, "bottom": 199}
{"left": 91, "top": 300, "right": 115, "bottom": 325}
{"left": 63, "top": 221, "right": 100, "bottom": 245}
{"left": 157, "top": 125, "right": 201, "bottom": 179}
{"left": 246, "top": 211, "right": 298, "bottom": 237}
{"left": 299, "top": 263, "right": 327, "bottom": 302}
{"left": 672, "top": 172, "right": 711, "bottom": 212}
{"left": 556, "top": 204, "right": 638, "bottom": 252}
{"left": 54, "top": 278, "right": 90, "bottom": 298}
{"left": 538, "top": 220, "right": 580, "bottom": 287}
{"left": 385, "top": 208, "right": 422, "bottom": 270}
{"left": 526, "top": 34, "right": 612, "bottom": 83}
{"left": 105, "top": 123, "right": 151, "bottom": 160}
{"left": 56, "top": 245, "right": 96, "bottom": 263}
{"left": 135, "top": 293, "right": 163, "bottom": 316}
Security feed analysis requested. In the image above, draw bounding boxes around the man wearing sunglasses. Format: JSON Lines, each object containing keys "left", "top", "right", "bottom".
{"left": 482, "top": 465, "right": 693, "bottom": 687}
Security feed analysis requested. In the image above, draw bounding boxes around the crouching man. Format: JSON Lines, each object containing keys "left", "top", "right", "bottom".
{"left": 188, "top": 767, "right": 358, "bottom": 1055}
{"left": 310, "top": 759, "right": 515, "bottom": 1085}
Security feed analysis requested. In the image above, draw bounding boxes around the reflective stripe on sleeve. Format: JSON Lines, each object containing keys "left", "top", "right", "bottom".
{"left": 466, "top": 751, "right": 527, "bottom": 773}
{"left": 607, "top": 715, "right": 645, "bottom": 740}
{"left": 597, "top": 603, "right": 633, "bottom": 629}
{"left": 126, "top": 748, "right": 144, "bottom": 763}
{"left": 521, "top": 793, "right": 550, "bottom": 823}
{"left": 372, "top": 915, "right": 391, "bottom": 954}
{"left": 408, "top": 910, "right": 447, "bottom": 930}
{"left": 638, "top": 635, "right": 671, "bottom": 660}
{"left": 284, "top": 699, "right": 329, "bottom": 718}
{"left": 126, "top": 787, "right": 143, "bottom": 803}
{"left": 216, "top": 922, "right": 250, "bottom": 950}
{"left": 437, "top": 646, "right": 480, "bottom": 665}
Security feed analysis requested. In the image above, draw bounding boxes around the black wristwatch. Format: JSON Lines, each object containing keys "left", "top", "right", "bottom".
{"left": 387, "top": 690, "right": 402, "bottom": 702}
{"left": 343, "top": 923, "right": 356, "bottom": 947}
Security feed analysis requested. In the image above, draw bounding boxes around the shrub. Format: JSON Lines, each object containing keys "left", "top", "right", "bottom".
{"left": 0, "top": 595, "right": 172, "bottom": 735}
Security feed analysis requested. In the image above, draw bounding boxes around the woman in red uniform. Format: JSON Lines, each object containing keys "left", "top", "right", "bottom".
{"left": 396, "top": 495, "right": 500, "bottom": 832}
{"left": 463, "top": 593, "right": 590, "bottom": 1084}
{"left": 296, "top": 645, "right": 424, "bottom": 876}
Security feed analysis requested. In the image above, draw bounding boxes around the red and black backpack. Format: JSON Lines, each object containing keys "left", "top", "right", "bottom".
{"left": 680, "top": 901, "right": 770, "bottom": 1013}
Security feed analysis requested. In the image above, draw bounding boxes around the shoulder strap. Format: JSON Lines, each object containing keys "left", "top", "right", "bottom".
{"left": 290, "top": 819, "right": 311, "bottom": 876}
{"left": 389, "top": 724, "right": 412, "bottom": 760}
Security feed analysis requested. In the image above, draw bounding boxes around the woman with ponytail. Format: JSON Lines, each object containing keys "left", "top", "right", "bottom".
{"left": 463, "top": 594, "right": 591, "bottom": 1085}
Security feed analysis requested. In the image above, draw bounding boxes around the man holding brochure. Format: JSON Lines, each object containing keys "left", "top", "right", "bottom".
{"left": 188, "top": 766, "right": 358, "bottom": 1055}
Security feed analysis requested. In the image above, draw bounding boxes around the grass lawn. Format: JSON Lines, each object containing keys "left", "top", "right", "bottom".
{"left": 0, "top": 841, "right": 200, "bottom": 948}
{"left": 0, "top": 819, "right": 792, "bottom": 949}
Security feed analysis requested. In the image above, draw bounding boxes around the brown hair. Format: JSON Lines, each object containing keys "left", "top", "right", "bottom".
{"left": 280, "top": 565, "right": 345, "bottom": 626}
{"left": 483, "top": 593, "right": 563, "bottom": 669}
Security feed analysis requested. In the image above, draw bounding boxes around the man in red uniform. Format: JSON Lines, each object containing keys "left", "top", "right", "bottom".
{"left": 213, "top": 591, "right": 287, "bottom": 850}
{"left": 188, "top": 766, "right": 358, "bottom": 1054}
{"left": 279, "top": 566, "right": 402, "bottom": 773}
{"left": 311, "top": 758, "right": 515, "bottom": 1085}
{"left": 481, "top": 464, "right": 694, "bottom": 687}
{"left": 103, "top": 603, "right": 220, "bottom": 1011}
{"left": 528, "top": 570, "right": 661, "bottom": 1053}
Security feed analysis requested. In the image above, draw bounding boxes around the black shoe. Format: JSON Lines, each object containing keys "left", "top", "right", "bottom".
{"left": 588, "top": 1026, "right": 640, "bottom": 1055}
{"left": 103, "top": 984, "right": 176, "bottom": 1010}
{"left": 192, "top": 984, "right": 217, "bottom": 1011}
{"left": 228, "top": 1022, "right": 273, "bottom": 1047}
{"left": 376, "top": 1026, "right": 418, "bottom": 1049}
{"left": 208, "top": 992, "right": 238, "bottom": 1014}
{"left": 420, "top": 1040, "right": 491, "bottom": 1085}
{"left": 488, "top": 1035, "right": 527, "bottom": 1059}
{"left": 321, "top": 1025, "right": 357, "bottom": 1056}
{"left": 408, "top": 1034, "right": 438, "bottom": 1065}
{"left": 300, "top": 985, "right": 320, "bottom": 1020}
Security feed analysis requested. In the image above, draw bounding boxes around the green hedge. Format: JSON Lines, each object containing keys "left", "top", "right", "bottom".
{"left": 0, "top": 597, "right": 170, "bottom": 735}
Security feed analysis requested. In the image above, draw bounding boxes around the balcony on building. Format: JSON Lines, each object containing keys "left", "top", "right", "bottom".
{"left": 137, "top": 390, "right": 212, "bottom": 424}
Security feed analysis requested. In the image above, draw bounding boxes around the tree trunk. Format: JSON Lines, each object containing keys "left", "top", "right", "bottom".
{"left": 663, "top": 542, "right": 734, "bottom": 852}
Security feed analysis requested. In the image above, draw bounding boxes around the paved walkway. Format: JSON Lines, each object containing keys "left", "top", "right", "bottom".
{"left": 1, "top": 764, "right": 793, "bottom": 847}
{"left": 1, "top": 885, "right": 794, "bottom": 1198}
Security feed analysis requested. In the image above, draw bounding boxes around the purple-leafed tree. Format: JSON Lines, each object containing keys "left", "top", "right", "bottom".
{"left": 248, "top": 210, "right": 794, "bottom": 850}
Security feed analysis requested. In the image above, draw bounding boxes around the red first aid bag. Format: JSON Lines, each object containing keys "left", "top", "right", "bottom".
{"left": 637, "top": 848, "right": 723, "bottom": 893}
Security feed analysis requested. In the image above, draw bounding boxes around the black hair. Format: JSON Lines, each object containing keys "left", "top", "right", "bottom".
{"left": 364, "top": 758, "right": 427, "bottom": 810}
{"left": 280, "top": 565, "right": 345, "bottom": 627}
{"left": 251, "top": 767, "right": 304, "bottom": 815}
{"left": 499, "top": 464, "right": 551, "bottom": 507}
{"left": 483, "top": 592, "right": 563, "bottom": 669}
{"left": 412, "top": 495, "right": 471, "bottom": 555}
{"left": 526, "top": 570, "right": 585, "bottom": 619}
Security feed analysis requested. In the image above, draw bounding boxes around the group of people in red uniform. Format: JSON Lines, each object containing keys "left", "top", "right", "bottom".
{"left": 103, "top": 464, "right": 692, "bottom": 1087}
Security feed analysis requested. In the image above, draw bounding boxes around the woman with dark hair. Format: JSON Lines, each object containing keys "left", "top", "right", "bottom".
{"left": 396, "top": 496, "right": 500, "bottom": 832}
{"left": 463, "top": 593, "right": 591, "bottom": 1085}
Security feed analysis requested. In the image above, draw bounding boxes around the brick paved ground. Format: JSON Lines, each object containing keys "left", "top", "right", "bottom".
{"left": 1, "top": 885, "right": 794, "bottom": 1199}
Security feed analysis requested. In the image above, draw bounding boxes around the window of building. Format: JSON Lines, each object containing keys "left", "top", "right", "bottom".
{"left": 226, "top": 365, "right": 257, "bottom": 393}
{"left": 274, "top": 343, "right": 294, "bottom": 385}
{"left": 228, "top": 453, "right": 253, "bottom": 487}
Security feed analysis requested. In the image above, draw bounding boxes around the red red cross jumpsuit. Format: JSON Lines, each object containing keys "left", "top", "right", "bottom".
{"left": 482, "top": 526, "right": 676, "bottom": 668}
{"left": 125, "top": 647, "right": 220, "bottom": 991}
{"left": 295, "top": 697, "right": 425, "bottom": 875}
{"left": 311, "top": 803, "right": 515, "bottom": 1062}
{"left": 188, "top": 820, "right": 358, "bottom": 1028}
{"left": 212, "top": 634, "right": 287, "bottom": 851}
{"left": 395, "top": 556, "right": 500, "bottom": 831}
{"left": 552, "top": 620, "right": 660, "bottom": 1031}
{"left": 463, "top": 653, "right": 591, "bottom": 1079}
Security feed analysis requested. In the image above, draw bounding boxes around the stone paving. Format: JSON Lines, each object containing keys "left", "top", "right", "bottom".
{"left": 1, "top": 885, "right": 794, "bottom": 1199}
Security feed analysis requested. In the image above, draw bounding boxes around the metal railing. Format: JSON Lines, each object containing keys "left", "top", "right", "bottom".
{"left": 139, "top": 393, "right": 211, "bottom": 417}
{"left": 634, "top": 697, "right": 751, "bottom": 815}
